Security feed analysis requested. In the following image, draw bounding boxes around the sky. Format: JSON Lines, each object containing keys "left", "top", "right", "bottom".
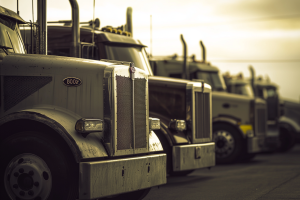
{"left": 2, "top": 0, "right": 300, "bottom": 102}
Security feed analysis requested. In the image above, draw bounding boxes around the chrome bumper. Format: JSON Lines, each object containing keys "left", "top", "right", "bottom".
{"left": 79, "top": 153, "right": 166, "bottom": 199}
{"left": 247, "top": 136, "right": 265, "bottom": 153}
{"left": 172, "top": 142, "right": 215, "bottom": 172}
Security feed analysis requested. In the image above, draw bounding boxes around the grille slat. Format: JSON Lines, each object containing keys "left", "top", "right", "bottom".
{"left": 195, "top": 92, "right": 211, "bottom": 140}
{"left": 256, "top": 108, "right": 266, "bottom": 136}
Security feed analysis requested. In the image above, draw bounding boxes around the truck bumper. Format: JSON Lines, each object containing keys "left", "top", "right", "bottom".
{"left": 172, "top": 142, "right": 215, "bottom": 172}
{"left": 79, "top": 153, "right": 166, "bottom": 199}
{"left": 262, "top": 124, "right": 280, "bottom": 151}
{"left": 247, "top": 136, "right": 265, "bottom": 153}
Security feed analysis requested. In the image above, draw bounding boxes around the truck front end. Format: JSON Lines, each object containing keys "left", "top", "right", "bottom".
{"left": 148, "top": 76, "right": 215, "bottom": 173}
{"left": 0, "top": 53, "right": 166, "bottom": 199}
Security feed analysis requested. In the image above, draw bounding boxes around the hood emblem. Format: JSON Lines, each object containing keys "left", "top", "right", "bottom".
{"left": 63, "top": 77, "right": 82, "bottom": 87}
{"left": 130, "top": 62, "right": 135, "bottom": 80}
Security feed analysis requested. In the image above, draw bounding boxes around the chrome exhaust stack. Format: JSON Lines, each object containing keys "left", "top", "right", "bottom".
{"left": 37, "top": 0, "right": 47, "bottom": 54}
{"left": 200, "top": 40, "right": 206, "bottom": 63}
{"left": 180, "top": 34, "right": 189, "bottom": 80}
{"left": 126, "top": 7, "right": 133, "bottom": 35}
{"left": 69, "top": 0, "right": 80, "bottom": 57}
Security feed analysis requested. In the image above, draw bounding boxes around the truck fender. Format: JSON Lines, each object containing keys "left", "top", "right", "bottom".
{"left": 213, "top": 115, "right": 245, "bottom": 138}
{"left": 279, "top": 116, "right": 300, "bottom": 134}
{"left": 0, "top": 108, "right": 108, "bottom": 163}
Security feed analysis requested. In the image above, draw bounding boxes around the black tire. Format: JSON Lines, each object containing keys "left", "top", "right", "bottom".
{"left": 213, "top": 124, "right": 244, "bottom": 164}
{"left": 100, "top": 188, "right": 151, "bottom": 200}
{"left": 278, "top": 127, "right": 296, "bottom": 152}
{"left": 0, "top": 131, "right": 78, "bottom": 200}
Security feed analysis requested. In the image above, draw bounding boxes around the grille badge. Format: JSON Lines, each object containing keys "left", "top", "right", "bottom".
{"left": 63, "top": 77, "right": 82, "bottom": 87}
{"left": 130, "top": 63, "right": 135, "bottom": 80}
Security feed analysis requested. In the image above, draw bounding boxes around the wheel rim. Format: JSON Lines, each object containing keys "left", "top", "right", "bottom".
{"left": 4, "top": 153, "right": 52, "bottom": 200}
{"left": 213, "top": 130, "right": 235, "bottom": 158}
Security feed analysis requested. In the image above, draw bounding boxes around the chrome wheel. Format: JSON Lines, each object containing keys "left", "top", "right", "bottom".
{"left": 214, "top": 130, "right": 235, "bottom": 158}
{"left": 4, "top": 153, "right": 52, "bottom": 200}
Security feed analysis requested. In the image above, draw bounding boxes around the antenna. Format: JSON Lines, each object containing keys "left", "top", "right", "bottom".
{"left": 92, "top": 0, "right": 95, "bottom": 57}
{"left": 150, "top": 15, "right": 152, "bottom": 58}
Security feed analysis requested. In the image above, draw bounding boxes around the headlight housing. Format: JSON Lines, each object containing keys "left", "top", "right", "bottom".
{"left": 75, "top": 118, "right": 104, "bottom": 137}
{"left": 169, "top": 119, "right": 186, "bottom": 132}
{"left": 149, "top": 117, "right": 160, "bottom": 130}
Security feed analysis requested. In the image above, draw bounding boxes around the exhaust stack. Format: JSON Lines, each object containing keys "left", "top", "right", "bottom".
{"left": 37, "top": 0, "right": 47, "bottom": 54}
{"left": 249, "top": 65, "right": 256, "bottom": 96}
{"left": 200, "top": 40, "right": 206, "bottom": 63}
{"left": 180, "top": 34, "right": 189, "bottom": 80}
{"left": 126, "top": 7, "right": 133, "bottom": 35}
{"left": 69, "top": 0, "right": 80, "bottom": 57}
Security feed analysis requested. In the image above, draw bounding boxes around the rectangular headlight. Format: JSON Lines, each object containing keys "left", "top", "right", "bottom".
{"left": 75, "top": 118, "right": 104, "bottom": 135}
{"left": 149, "top": 118, "right": 160, "bottom": 130}
{"left": 169, "top": 119, "right": 186, "bottom": 131}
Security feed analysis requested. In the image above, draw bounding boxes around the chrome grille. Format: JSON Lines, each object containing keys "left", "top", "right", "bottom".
{"left": 195, "top": 92, "right": 211, "bottom": 140}
{"left": 116, "top": 76, "right": 133, "bottom": 150}
{"left": 116, "top": 76, "right": 147, "bottom": 150}
{"left": 134, "top": 78, "right": 147, "bottom": 148}
{"left": 256, "top": 108, "right": 266, "bottom": 136}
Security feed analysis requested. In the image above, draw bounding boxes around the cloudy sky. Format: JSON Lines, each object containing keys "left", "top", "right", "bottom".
{"left": 3, "top": 0, "right": 300, "bottom": 101}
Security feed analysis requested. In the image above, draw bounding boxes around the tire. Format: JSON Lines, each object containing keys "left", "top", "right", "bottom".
{"left": 213, "top": 124, "right": 244, "bottom": 164}
{"left": 170, "top": 170, "right": 194, "bottom": 176}
{"left": 0, "top": 131, "right": 78, "bottom": 200}
{"left": 278, "top": 127, "right": 296, "bottom": 152}
{"left": 100, "top": 188, "right": 151, "bottom": 200}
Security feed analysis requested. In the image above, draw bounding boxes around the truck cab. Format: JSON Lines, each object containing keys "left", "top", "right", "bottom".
{"left": 151, "top": 57, "right": 269, "bottom": 163}
{"left": 0, "top": 5, "right": 166, "bottom": 200}
{"left": 223, "top": 73, "right": 281, "bottom": 151}
{"left": 30, "top": 9, "right": 216, "bottom": 176}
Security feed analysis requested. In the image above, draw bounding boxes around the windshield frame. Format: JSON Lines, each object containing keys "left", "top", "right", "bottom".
{"left": 196, "top": 71, "right": 226, "bottom": 91}
{"left": 0, "top": 21, "right": 26, "bottom": 54}
{"left": 104, "top": 43, "right": 153, "bottom": 75}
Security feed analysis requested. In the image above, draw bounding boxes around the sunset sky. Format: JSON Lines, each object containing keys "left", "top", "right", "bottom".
{"left": 3, "top": 0, "right": 300, "bottom": 101}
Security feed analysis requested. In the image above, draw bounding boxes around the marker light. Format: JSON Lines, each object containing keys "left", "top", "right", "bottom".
{"left": 169, "top": 119, "right": 186, "bottom": 131}
{"left": 117, "top": 29, "right": 122, "bottom": 34}
{"left": 75, "top": 118, "right": 103, "bottom": 136}
{"left": 149, "top": 118, "right": 160, "bottom": 130}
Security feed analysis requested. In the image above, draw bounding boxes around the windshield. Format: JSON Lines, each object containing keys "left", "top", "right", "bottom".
{"left": 231, "top": 84, "right": 254, "bottom": 97}
{"left": 105, "top": 44, "right": 152, "bottom": 75}
{"left": 196, "top": 71, "right": 226, "bottom": 91}
{"left": 0, "top": 17, "right": 26, "bottom": 54}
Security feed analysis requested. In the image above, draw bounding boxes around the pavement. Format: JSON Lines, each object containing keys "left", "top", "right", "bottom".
{"left": 144, "top": 144, "right": 300, "bottom": 200}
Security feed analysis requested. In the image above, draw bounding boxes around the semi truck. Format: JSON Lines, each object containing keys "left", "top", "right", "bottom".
{"left": 0, "top": 3, "right": 167, "bottom": 200}
{"left": 224, "top": 71, "right": 296, "bottom": 151}
{"left": 23, "top": 6, "right": 216, "bottom": 176}
{"left": 150, "top": 37, "right": 271, "bottom": 164}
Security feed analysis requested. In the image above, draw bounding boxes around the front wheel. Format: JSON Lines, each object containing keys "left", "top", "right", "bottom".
{"left": 213, "top": 124, "right": 244, "bottom": 164}
{"left": 0, "top": 131, "right": 78, "bottom": 200}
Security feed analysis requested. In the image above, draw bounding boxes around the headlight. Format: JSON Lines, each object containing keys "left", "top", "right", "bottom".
{"left": 169, "top": 119, "right": 186, "bottom": 131}
{"left": 149, "top": 117, "right": 160, "bottom": 130}
{"left": 75, "top": 118, "right": 104, "bottom": 137}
